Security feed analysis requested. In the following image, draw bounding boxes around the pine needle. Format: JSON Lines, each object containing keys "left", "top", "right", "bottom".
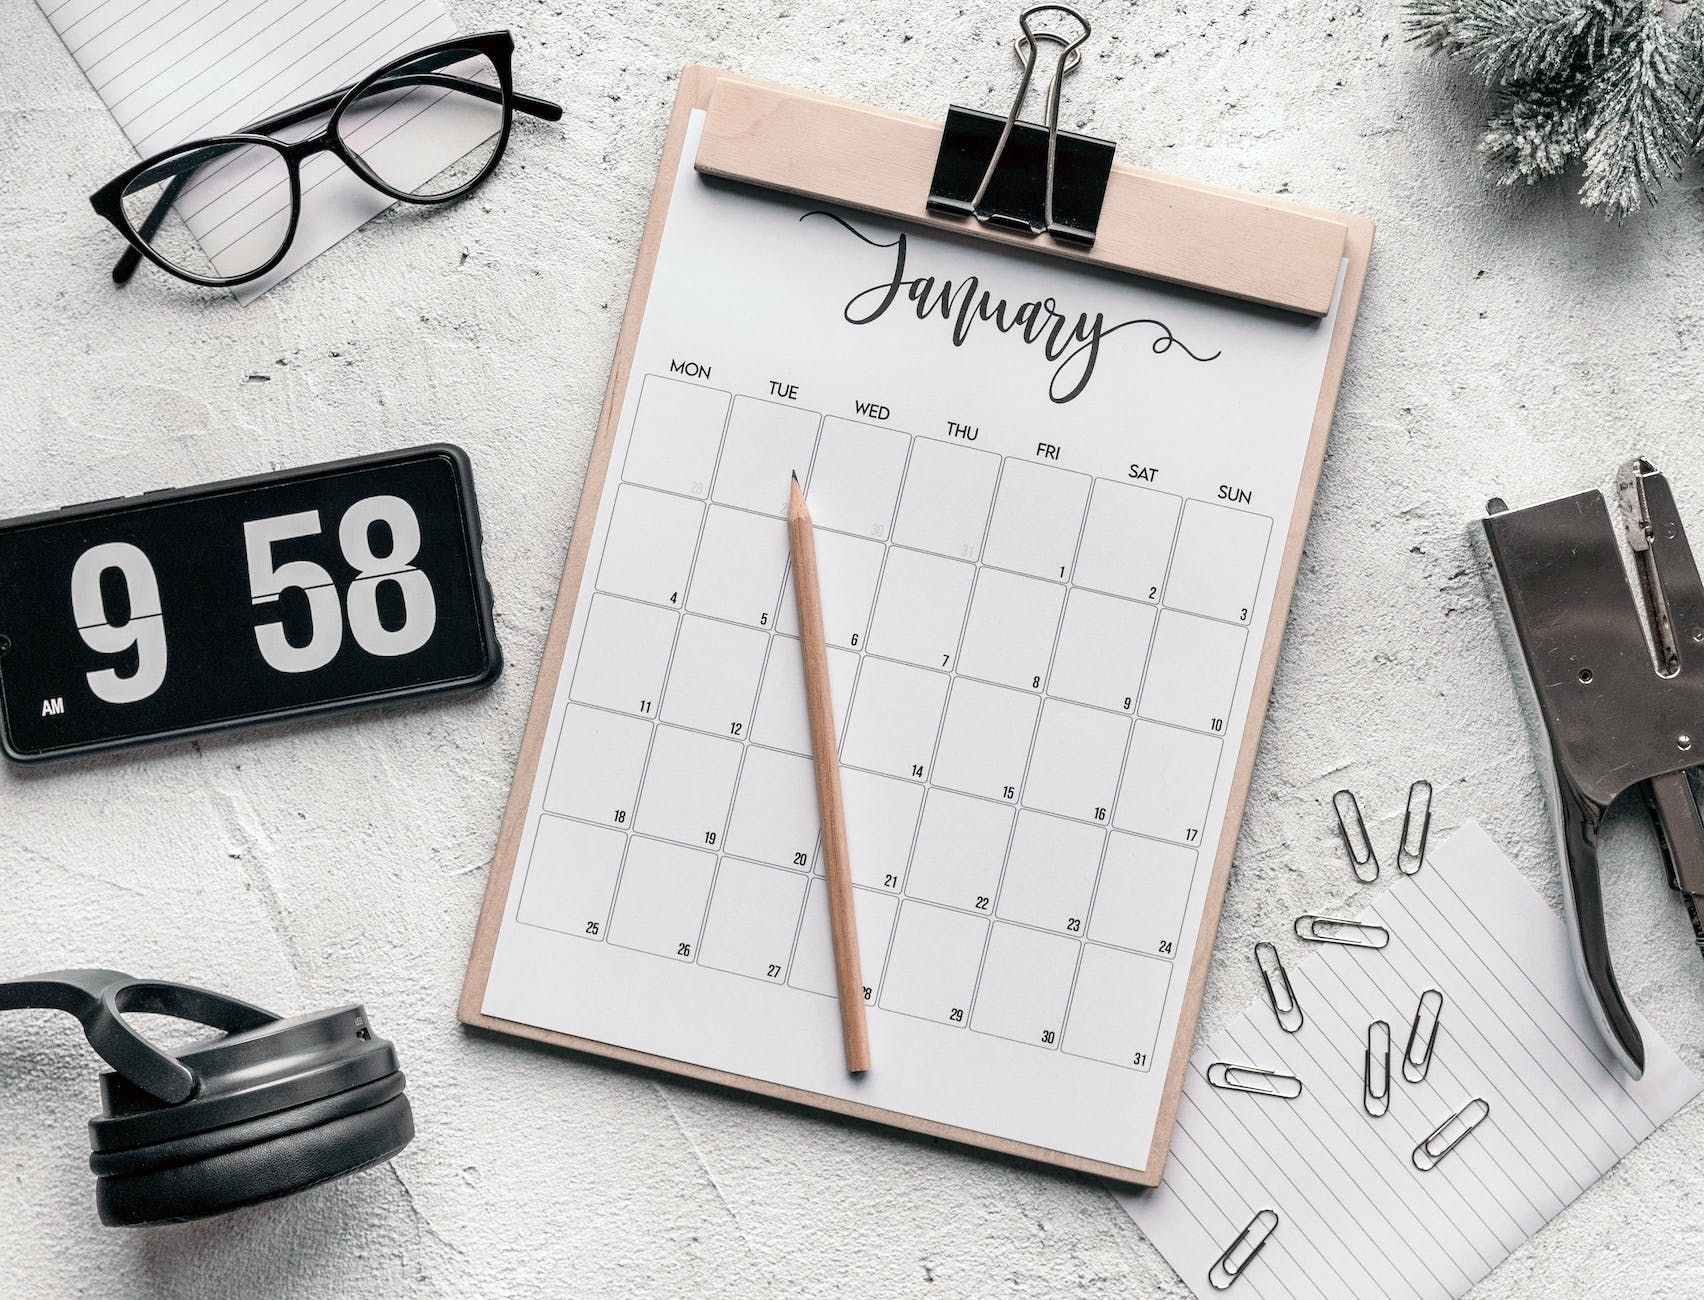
{"left": 1681, "top": 4, "right": 1704, "bottom": 153}
{"left": 1454, "top": 0, "right": 1625, "bottom": 84}
{"left": 1478, "top": 75, "right": 1589, "bottom": 184}
{"left": 1578, "top": 10, "right": 1692, "bottom": 216}
{"left": 1406, "top": 0, "right": 1468, "bottom": 54}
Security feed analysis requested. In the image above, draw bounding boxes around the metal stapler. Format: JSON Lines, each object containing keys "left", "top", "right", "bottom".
{"left": 1481, "top": 457, "right": 1704, "bottom": 1078}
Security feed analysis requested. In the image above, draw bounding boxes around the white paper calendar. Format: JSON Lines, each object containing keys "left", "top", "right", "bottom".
{"left": 471, "top": 107, "right": 1349, "bottom": 1176}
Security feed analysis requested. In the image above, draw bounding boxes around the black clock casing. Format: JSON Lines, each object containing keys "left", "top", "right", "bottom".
{"left": 0, "top": 445, "right": 501, "bottom": 762}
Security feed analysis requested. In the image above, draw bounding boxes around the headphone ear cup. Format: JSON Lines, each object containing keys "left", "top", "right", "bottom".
{"left": 94, "top": 1079, "right": 413, "bottom": 1227}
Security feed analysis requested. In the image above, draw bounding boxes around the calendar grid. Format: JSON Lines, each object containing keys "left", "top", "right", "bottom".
{"left": 644, "top": 388, "right": 817, "bottom": 980}
{"left": 949, "top": 450, "right": 1070, "bottom": 1044}
{"left": 1000, "top": 816, "right": 1105, "bottom": 1050}
{"left": 518, "top": 372, "right": 1277, "bottom": 1068}
{"left": 776, "top": 859, "right": 814, "bottom": 988}
{"left": 581, "top": 608, "right": 678, "bottom": 947}
{"left": 824, "top": 427, "right": 916, "bottom": 1006}
{"left": 1091, "top": 601, "right": 1163, "bottom": 840}
{"left": 692, "top": 738, "right": 751, "bottom": 961}
{"left": 524, "top": 766, "right": 1212, "bottom": 952}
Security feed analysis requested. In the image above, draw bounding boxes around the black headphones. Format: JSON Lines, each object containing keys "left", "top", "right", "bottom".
{"left": 0, "top": 969, "right": 413, "bottom": 1226}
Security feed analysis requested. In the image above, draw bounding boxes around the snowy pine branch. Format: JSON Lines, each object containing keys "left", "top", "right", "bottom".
{"left": 1406, "top": 0, "right": 1468, "bottom": 53}
{"left": 1683, "top": 4, "right": 1704, "bottom": 151}
{"left": 1454, "top": 0, "right": 1622, "bottom": 83}
{"left": 1478, "top": 74, "right": 1589, "bottom": 183}
{"left": 1405, "top": 0, "right": 1704, "bottom": 216}
{"left": 1578, "top": 9, "right": 1693, "bottom": 214}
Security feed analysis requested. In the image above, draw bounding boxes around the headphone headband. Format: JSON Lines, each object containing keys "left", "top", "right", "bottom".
{"left": 0, "top": 967, "right": 411, "bottom": 1225}
{"left": 0, "top": 969, "right": 278, "bottom": 1104}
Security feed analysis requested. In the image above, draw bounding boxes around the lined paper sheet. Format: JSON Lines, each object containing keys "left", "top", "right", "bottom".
{"left": 38, "top": 0, "right": 457, "bottom": 300}
{"left": 1119, "top": 823, "right": 1700, "bottom": 1299}
{"left": 1124, "top": 828, "right": 1697, "bottom": 1294}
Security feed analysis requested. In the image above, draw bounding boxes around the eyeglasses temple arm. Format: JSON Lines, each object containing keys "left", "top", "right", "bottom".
{"left": 340, "top": 44, "right": 562, "bottom": 120}
{"left": 512, "top": 91, "right": 563, "bottom": 121}
{"left": 246, "top": 76, "right": 561, "bottom": 135}
{"left": 112, "top": 163, "right": 194, "bottom": 284}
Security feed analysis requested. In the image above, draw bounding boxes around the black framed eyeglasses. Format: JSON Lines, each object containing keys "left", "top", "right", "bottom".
{"left": 89, "top": 30, "right": 562, "bottom": 289}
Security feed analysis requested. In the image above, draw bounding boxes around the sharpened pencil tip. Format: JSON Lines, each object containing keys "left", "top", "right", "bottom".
{"left": 791, "top": 470, "right": 799, "bottom": 484}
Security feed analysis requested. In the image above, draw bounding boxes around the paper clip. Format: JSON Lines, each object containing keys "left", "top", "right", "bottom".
{"left": 1364, "top": 1020, "right": 1391, "bottom": 1117}
{"left": 1206, "top": 1062, "right": 1304, "bottom": 1100}
{"left": 1208, "top": 1208, "right": 1279, "bottom": 1290}
{"left": 1412, "top": 1097, "right": 1491, "bottom": 1171}
{"left": 1402, "top": 988, "right": 1445, "bottom": 1083}
{"left": 1397, "top": 780, "right": 1433, "bottom": 875}
{"left": 1333, "top": 789, "right": 1379, "bottom": 883}
{"left": 1254, "top": 941, "right": 1304, "bottom": 1033}
{"left": 1293, "top": 915, "right": 1390, "bottom": 949}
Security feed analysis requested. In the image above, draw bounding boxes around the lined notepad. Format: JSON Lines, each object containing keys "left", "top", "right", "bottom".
{"left": 38, "top": 0, "right": 457, "bottom": 300}
{"left": 1119, "top": 823, "right": 1700, "bottom": 1299}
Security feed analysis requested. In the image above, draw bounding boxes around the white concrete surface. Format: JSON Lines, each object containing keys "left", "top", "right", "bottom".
{"left": 3, "top": 2, "right": 1702, "bottom": 1295}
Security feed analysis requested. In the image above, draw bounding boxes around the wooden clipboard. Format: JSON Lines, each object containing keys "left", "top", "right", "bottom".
{"left": 461, "top": 63, "right": 1374, "bottom": 1185}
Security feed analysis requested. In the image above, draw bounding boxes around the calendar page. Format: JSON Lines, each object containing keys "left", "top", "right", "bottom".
{"left": 479, "top": 110, "right": 1346, "bottom": 1171}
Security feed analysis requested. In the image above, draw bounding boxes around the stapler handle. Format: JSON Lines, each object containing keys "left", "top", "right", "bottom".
{"left": 1557, "top": 767, "right": 1704, "bottom": 1079}
{"left": 1641, "top": 770, "right": 1704, "bottom": 949}
{"left": 1552, "top": 774, "right": 1646, "bottom": 1077}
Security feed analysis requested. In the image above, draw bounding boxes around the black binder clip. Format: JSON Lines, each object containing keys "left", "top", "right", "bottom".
{"left": 927, "top": 4, "right": 1116, "bottom": 247}
{"left": 1482, "top": 456, "right": 1704, "bottom": 1078}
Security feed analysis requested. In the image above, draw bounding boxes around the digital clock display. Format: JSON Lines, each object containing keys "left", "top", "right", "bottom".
{"left": 0, "top": 446, "right": 501, "bottom": 762}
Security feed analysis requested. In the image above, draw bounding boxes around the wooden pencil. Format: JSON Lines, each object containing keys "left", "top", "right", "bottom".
{"left": 788, "top": 471, "right": 872, "bottom": 1073}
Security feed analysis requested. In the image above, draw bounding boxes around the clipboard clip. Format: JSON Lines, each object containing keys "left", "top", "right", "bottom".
{"left": 926, "top": 5, "right": 1116, "bottom": 246}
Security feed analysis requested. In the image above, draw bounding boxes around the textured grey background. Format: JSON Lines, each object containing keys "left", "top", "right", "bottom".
{"left": 3, "top": 1, "right": 1702, "bottom": 1295}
